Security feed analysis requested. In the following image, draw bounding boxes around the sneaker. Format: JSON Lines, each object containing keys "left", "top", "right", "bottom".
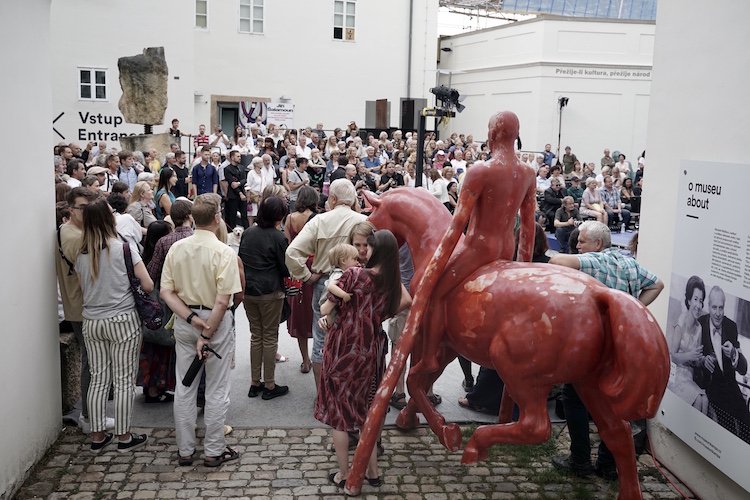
{"left": 261, "top": 384, "right": 289, "bottom": 400}
{"left": 79, "top": 415, "right": 115, "bottom": 434}
{"left": 594, "top": 461, "right": 618, "bottom": 481}
{"left": 247, "top": 382, "right": 265, "bottom": 398}
{"left": 90, "top": 433, "right": 114, "bottom": 454}
{"left": 551, "top": 454, "right": 594, "bottom": 477}
{"left": 117, "top": 433, "right": 148, "bottom": 453}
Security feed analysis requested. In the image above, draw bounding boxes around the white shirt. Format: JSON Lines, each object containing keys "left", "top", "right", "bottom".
{"left": 295, "top": 145, "right": 311, "bottom": 160}
{"left": 245, "top": 168, "right": 264, "bottom": 196}
{"left": 430, "top": 177, "right": 449, "bottom": 203}
{"left": 536, "top": 176, "right": 551, "bottom": 192}
{"left": 115, "top": 213, "right": 143, "bottom": 252}
{"left": 67, "top": 178, "right": 82, "bottom": 188}
{"left": 260, "top": 165, "right": 276, "bottom": 188}
{"left": 208, "top": 133, "right": 229, "bottom": 155}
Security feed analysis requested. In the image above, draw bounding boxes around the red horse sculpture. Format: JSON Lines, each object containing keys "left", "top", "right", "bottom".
{"left": 345, "top": 187, "right": 669, "bottom": 500}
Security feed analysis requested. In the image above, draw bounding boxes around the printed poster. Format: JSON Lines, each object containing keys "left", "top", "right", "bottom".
{"left": 659, "top": 160, "right": 750, "bottom": 492}
{"left": 239, "top": 101, "right": 295, "bottom": 129}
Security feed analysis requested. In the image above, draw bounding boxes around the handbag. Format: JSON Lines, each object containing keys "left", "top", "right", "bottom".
{"left": 122, "top": 242, "right": 164, "bottom": 330}
{"left": 141, "top": 292, "right": 175, "bottom": 346}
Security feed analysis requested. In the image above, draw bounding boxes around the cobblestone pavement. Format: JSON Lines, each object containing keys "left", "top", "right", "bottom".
{"left": 16, "top": 423, "right": 692, "bottom": 499}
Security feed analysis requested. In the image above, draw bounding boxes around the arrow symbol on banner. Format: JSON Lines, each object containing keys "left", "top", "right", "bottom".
{"left": 53, "top": 112, "right": 65, "bottom": 140}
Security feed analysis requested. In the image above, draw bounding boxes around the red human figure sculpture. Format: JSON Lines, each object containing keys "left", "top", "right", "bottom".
{"left": 415, "top": 111, "right": 538, "bottom": 377}
{"left": 345, "top": 187, "right": 670, "bottom": 500}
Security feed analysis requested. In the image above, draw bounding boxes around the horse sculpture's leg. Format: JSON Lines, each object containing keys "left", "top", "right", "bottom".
{"left": 575, "top": 383, "right": 643, "bottom": 500}
{"left": 498, "top": 388, "right": 515, "bottom": 424}
{"left": 399, "top": 344, "right": 462, "bottom": 451}
{"left": 463, "top": 383, "right": 552, "bottom": 464}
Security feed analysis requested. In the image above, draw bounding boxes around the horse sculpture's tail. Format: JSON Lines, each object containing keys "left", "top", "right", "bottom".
{"left": 596, "top": 289, "right": 670, "bottom": 420}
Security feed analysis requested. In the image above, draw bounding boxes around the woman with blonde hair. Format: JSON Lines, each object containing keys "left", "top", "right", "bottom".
{"left": 324, "top": 135, "right": 338, "bottom": 159}
{"left": 76, "top": 198, "right": 153, "bottom": 453}
{"left": 127, "top": 181, "right": 157, "bottom": 235}
{"left": 579, "top": 177, "right": 608, "bottom": 225}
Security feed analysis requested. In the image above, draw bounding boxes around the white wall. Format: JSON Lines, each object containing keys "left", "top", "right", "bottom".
{"left": 192, "top": 0, "right": 438, "bottom": 130}
{"left": 50, "top": 0, "right": 195, "bottom": 148}
{"left": 639, "top": 1, "right": 750, "bottom": 498}
{"left": 437, "top": 16, "right": 653, "bottom": 163}
{"left": 0, "top": 1, "right": 61, "bottom": 498}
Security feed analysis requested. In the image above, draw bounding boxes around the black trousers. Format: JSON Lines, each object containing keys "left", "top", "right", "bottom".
{"left": 225, "top": 197, "right": 248, "bottom": 229}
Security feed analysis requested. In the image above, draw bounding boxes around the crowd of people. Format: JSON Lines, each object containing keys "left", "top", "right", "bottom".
{"left": 54, "top": 116, "right": 654, "bottom": 490}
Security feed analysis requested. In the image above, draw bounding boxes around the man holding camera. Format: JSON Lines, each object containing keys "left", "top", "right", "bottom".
{"left": 377, "top": 162, "right": 404, "bottom": 193}
{"left": 160, "top": 193, "right": 242, "bottom": 467}
{"left": 553, "top": 196, "right": 581, "bottom": 254}
{"left": 208, "top": 125, "right": 230, "bottom": 158}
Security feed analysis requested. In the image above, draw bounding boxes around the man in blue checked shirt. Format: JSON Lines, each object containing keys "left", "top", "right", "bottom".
{"left": 549, "top": 220, "right": 663, "bottom": 481}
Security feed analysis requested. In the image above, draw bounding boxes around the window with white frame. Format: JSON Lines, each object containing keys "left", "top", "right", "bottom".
{"left": 78, "top": 68, "right": 107, "bottom": 101}
{"left": 239, "top": 0, "right": 264, "bottom": 33}
{"left": 196, "top": 0, "right": 208, "bottom": 28}
{"left": 333, "top": 0, "right": 355, "bottom": 40}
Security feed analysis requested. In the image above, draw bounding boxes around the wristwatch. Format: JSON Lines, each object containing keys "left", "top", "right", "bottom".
{"left": 186, "top": 312, "right": 197, "bottom": 325}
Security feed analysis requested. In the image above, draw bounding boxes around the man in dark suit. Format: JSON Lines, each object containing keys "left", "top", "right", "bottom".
{"left": 697, "top": 286, "right": 750, "bottom": 438}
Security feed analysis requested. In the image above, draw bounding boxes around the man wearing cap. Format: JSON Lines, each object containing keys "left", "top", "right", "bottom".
{"left": 86, "top": 166, "right": 109, "bottom": 192}
{"left": 160, "top": 193, "right": 242, "bottom": 467}
{"left": 567, "top": 176, "right": 584, "bottom": 204}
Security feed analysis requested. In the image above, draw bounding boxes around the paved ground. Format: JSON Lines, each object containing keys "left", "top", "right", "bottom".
{"left": 18, "top": 306, "right": 692, "bottom": 499}
{"left": 16, "top": 425, "right": 690, "bottom": 499}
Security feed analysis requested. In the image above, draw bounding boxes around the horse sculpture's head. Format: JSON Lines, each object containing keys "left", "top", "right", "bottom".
{"left": 363, "top": 188, "right": 452, "bottom": 248}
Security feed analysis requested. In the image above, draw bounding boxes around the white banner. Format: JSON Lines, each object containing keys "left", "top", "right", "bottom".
{"left": 658, "top": 160, "right": 750, "bottom": 492}
{"left": 239, "top": 100, "right": 295, "bottom": 129}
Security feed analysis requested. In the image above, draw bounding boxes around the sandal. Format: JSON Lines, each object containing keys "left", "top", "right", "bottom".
{"left": 389, "top": 392, "right": 407, "bottom": 410}
{"left": 427, "top": 393, "right": 442, "bottom": 406}
{"left": 275, "top": 353, "right": 288, "bottom": 363}
{"left": 204, "top": 446, "right": 239, "bottom": 467}
{"left": 300, "top": 362, "right": 312, "bottom": 373}
{"left": 328, "top": 472, "right": 346, "bottom": 488}
{"left": 177, "top": 450, "right": 195, "bottom": 466}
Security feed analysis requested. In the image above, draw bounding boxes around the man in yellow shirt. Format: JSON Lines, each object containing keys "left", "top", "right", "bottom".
{"left": 161, "top": 193, "right": 242, "bottom": 467}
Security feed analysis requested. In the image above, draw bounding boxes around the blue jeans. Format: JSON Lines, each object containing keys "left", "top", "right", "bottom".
{"left": 310, "top": 278, "right": 328, "bottom": 364}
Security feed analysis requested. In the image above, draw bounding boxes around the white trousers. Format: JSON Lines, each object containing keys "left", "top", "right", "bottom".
{"left": 173, "top": 309, "right": 234, "bottom": 458}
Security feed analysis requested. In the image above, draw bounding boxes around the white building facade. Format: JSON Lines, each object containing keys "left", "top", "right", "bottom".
{"left": 49, "top": 0, "right": 438, "bottom": 148}
{"left": 436, "top": 15, "right": 654, "bottom": 165}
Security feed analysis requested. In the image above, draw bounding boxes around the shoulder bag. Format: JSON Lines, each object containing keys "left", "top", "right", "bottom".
{"left": 122, "top": 242, "right": 164, "bottom": 330}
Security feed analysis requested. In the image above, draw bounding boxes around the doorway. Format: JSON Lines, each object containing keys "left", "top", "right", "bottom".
{"left": 218, "top": 103, "right": 239, "bottom": 135}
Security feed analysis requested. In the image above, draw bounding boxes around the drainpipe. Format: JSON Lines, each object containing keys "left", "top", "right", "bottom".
{"left": 406, "top": 0, "right": 413, "bottom": 98}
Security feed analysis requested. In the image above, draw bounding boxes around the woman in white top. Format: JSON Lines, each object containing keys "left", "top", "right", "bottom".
{"left": 429, "top": 169, "right": 449, "bottom": 204}
{"left": 245, "top": 156, "right": 265, "bottom": 225}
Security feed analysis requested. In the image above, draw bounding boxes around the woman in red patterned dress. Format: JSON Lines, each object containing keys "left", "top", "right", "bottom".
{"left": 314, "top": 229, "right": 411, "bottom": 489}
